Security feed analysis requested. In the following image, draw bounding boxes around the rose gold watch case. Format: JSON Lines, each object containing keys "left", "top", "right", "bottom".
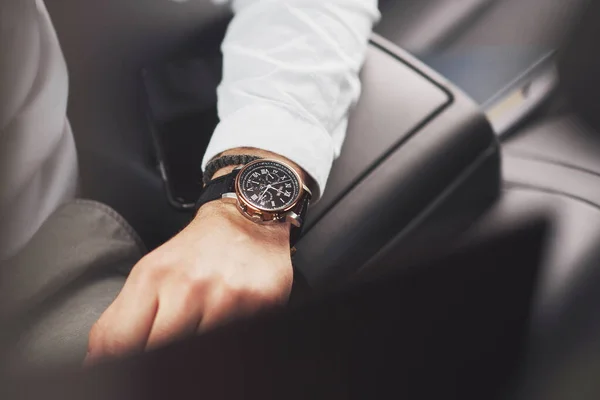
{"left": 228, "top": 159, "right": 311, "bottom": 226}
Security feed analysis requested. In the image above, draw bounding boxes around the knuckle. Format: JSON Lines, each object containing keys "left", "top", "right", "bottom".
{"left": 88, "top": 321, "right": 105, "bottom": 347}
{"left": 187, "top": 274, "right": 211, "bottom": 292}
{"left": 255, "top": 286, "right": 285, "bottom": 305}
{"left": 219, "top": 279, "right": 248, "bottom": 299}
{"left": 177, "top": 275, "right": 210, "bottom": 302}
{"left": 131, "top": 255, "right": 169, "bottom": 283}
{"left": 102, "top": 338, "right": 131, "bottom": 357}
{"left": 87, "top": 320, "right": 129, "bottom": 357}
{"left": 222, "top": 279, "right": 283, "bottom": 306}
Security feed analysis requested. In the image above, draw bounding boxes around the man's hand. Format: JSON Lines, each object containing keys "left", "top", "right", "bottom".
{"left": 85, "top": 199, "right": 293, "bottom": 364}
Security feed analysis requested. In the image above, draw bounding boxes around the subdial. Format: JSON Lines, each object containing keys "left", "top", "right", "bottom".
{"left": 257, "top": 190, "right": 274, "bottom": 204}
{"left": 264, "top": 171, "right": 278, "bottom": 184}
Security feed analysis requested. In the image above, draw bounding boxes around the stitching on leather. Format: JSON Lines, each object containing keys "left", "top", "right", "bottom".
{"left": 504, "top": 150, "right": 600, "bottom": 180}
{"left": 504, "top": 183, "right": 600, "bottom": 212}
{"left": 71, "top": 199, "right": 147, "bottom": 256}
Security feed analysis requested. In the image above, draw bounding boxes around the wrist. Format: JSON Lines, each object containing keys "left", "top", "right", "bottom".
{"left": 194, "top": 199, "right": 291, "bottom": 249}
{"left": 209, "top": 147, "right": 308, "bottom": 183}
{"left": 198, "top": 147, "right": 308, "bottom": 251}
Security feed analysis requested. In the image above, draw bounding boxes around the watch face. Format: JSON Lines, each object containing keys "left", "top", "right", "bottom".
{"left": 237, "top": 160, "right": 301, "bottom": 212}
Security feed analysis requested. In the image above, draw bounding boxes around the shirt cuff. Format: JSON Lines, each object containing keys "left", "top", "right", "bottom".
{"left": 202, "top": 104, "right": 335, "bottom": 201}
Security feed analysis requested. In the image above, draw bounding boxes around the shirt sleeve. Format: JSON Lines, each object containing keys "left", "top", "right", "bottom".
{"left": 203, "top": 0, "right": 380, "bottom": 200}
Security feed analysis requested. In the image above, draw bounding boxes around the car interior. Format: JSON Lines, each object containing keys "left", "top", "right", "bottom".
{"left": 39, "top": 0, "right": 600, "bottom": 397}
{"left": 3, "top": 213, "right": 548, "bottom": 399}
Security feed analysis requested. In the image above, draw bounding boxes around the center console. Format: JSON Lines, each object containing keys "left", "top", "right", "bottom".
{"left": 294, "top": 35, "right": 500, "bottom": 287}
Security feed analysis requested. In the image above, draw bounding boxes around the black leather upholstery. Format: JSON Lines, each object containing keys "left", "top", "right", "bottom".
{"left": 471, "top": 187, "right": 600, "bottom": 400}
{"left": 502, "top": 114, "right": 600, "bottom": 316}
{"left": 455, "top": 110, "right": 600, "bottom": 397}
{"left": 376, "top": 0, "right": 588, "bottom": 104}
{"left": 475, "top": 2, "right": 600, "bottom": 393}
{"left": 195, "top": 171, "right": 238, "bottom": 208}
{"left": 294, "top": 36, "right": 500, "bottom": 287}
{"left": 377, "top": 0, "right": 495, "bottom": 57}
{"left": 503, "top": 114, "right": 600, "bottom": 206}
{"left": 499, "top": 0, "right": 600, "bottom": 361}
{"left": 557, "top": 0, "right": 600, "bottom": 128}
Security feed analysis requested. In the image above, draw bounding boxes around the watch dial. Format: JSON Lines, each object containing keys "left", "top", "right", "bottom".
{"left": 238, "top": 161, "right": 301, "bottom": 212}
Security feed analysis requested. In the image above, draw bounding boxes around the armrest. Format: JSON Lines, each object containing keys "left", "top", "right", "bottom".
{"left": 295, "top": 35, "right": 500, "bottom": 287}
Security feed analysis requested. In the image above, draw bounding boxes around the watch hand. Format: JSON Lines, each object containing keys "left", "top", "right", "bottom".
{"left": 258, "top": 185, "right": 271, "bottom": 202}
{"left": 271, "top": 186, "right": 285, "bottom": 195}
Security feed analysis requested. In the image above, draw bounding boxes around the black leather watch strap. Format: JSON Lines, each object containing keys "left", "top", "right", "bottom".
{"left": 196, "top": 170, "right": 239, "bottom": 211}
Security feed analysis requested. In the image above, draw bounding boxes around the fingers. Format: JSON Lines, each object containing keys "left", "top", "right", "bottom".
{"left": 197, "top": 284, "right": 284, "bottom": 333}
{"left": 86, "top": 279, "right": 286, "bottom": 365}
{"left": 147, "top": 273, "right": 289, "bottom": 348}
{"left": 85, "top": 270, "right": 159, "bottom": 365}
{"left": 85, "top": 245, "right": 293, "bottom": 365}
{"left": 144, "top": 279, "right": 207, "bottom": 351}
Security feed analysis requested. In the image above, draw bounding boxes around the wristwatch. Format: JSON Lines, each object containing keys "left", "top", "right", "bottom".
{"left": 196, "top": 159, "right": 312, "bottom": 247}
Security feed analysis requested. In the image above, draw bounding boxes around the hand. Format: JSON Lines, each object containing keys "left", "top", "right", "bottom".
{"left": 85, "top": 200, "right": 293, "bottom": 364}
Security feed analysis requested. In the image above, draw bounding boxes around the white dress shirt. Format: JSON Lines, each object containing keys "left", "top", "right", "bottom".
{"left": 204, "top": 0, "right": 380, "bottom": 199}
